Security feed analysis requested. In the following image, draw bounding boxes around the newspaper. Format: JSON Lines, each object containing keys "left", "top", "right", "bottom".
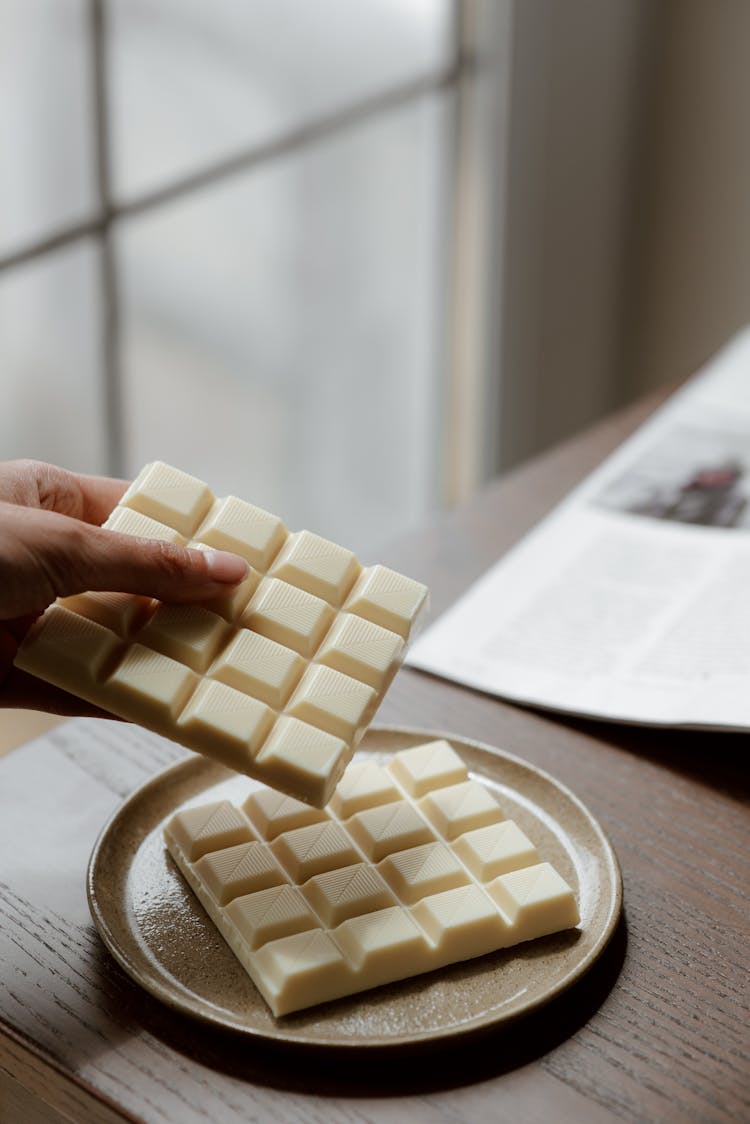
{"left": 408, "top": 328, "right": 750, "bottom": 729}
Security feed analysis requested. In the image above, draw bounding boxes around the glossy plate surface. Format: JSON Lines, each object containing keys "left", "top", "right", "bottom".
{"left": 87, "top": 726, "right": 622, "bottom": 1049}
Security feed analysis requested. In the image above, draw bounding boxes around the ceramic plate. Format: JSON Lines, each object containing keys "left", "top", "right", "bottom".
{"left": 87, "top": 726, "right": 622, "bottom": 1049}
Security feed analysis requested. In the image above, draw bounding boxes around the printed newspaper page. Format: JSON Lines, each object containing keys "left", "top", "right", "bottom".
{"left": 408, "top": 328, "right": 750, "bottom": 729}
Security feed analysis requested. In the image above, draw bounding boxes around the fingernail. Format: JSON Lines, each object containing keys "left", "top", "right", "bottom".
{"left": 201, "top": 549, "right": 249, "bottom": 583}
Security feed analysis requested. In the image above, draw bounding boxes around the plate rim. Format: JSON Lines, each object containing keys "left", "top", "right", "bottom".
{"left": 87, "top": 724, "right": 623, "bottom": 1050}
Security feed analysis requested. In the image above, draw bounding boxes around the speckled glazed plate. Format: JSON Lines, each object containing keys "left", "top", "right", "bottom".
{"left": 87, "top": 726, "right": 622, "bottom": 1049}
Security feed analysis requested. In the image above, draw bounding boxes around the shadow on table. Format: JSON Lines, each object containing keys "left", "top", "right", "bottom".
{"left": 405, "top": 666, "right": 750, "bottom": 803}
{"left": 129, "top": 914, "right": 627, "bottom": 1097}
{"left": 556, "top": 712, "right": 750, "bottom": 802}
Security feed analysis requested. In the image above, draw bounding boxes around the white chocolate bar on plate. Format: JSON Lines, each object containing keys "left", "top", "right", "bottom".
{"left": 164, "top": 741, "right": 580, "bottom": 1016}
{"left": 14, "top": 462, "right": 428, "bottom": 806}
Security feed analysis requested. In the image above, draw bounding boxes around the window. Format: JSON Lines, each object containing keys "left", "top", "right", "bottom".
{"left": 1, "top": 1, "right": 505, "bottom": 552}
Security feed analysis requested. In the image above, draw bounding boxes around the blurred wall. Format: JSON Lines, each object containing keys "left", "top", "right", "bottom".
{"left": 629, "top": 0, "right": 750, "bottom": 394}
{"left": 0, "top": 1, "right": 454, "bottom": 553}
{"left": 493, "top": 0, "right": 652, "bottom": 471}
{"left": 491, "top": 0, "right": 750, "bottom": 473}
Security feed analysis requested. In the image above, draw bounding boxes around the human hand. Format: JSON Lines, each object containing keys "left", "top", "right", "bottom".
{"left": 0, "top": 459, "right": 248, "bottom": 714}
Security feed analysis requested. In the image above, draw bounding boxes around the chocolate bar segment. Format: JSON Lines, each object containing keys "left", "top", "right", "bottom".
{"left": 14, "top": 461, "right": 428, "bottom": 806}
{"left": 164, "top": 743, "right": 580, "bottom": 1016}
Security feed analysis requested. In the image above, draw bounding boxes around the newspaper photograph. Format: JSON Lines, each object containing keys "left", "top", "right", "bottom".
{"left": 408, "top": 328, "right": 750, "bottom": 729}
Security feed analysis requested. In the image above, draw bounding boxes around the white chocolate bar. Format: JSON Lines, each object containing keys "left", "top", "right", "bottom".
{"left": 164, "top": 741, "right": 579, "bottom": 1016}
{"left": 14, "top": 462, "right": 428, "bottom": 806}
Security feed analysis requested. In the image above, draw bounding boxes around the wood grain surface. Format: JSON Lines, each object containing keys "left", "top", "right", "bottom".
{"left": 1, "top": 389, "right": 748, "bottom": 1124}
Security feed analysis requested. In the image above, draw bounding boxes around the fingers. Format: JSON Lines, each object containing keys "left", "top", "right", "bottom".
{"left": 71, "top": 471, "right": 130, "bottom": 525}
{"left": 0, "top": 462, "right": 251, "bottom": 718}
{"left": 0, "top": 505, "right": 249, "bottom": 618}
{"left": 43, "top": 517, "right": 250, "bottom": 604}
{"left": 0, "top": 459, "right": 128, "bottom": 524}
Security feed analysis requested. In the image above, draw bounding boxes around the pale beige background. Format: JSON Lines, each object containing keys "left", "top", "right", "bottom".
{"left": 631, "top": 0, "right": 750, "bottom": 394}
{"left": 0, "top": 711, "right": 62, "bottom": 757}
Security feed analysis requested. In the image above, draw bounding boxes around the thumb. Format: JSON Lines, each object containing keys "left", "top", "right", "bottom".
{"left": 8, "top": 506, "right": 249, "bottom": 616}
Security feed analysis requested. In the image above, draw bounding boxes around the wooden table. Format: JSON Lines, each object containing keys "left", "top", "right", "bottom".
{"left": 1, "top": 392, "right": 747, "bottom": 1124}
